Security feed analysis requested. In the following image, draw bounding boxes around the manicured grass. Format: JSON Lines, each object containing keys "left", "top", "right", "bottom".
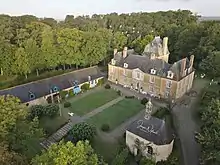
{"left": 39, "top": 115, "right": 68, "bottom": 136}
{"left": 68, "top": 89, "right": 119, "bottom": 115}
{"left": 92, "top": 135, "right": 119, "bottom": 163}
{"left": 87, "top": 98, "right": 145, "bottom": 131}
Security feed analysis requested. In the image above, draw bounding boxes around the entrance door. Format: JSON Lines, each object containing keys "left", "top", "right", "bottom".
{"left": 136, "top": 82, "right": 140, "bottom": 89}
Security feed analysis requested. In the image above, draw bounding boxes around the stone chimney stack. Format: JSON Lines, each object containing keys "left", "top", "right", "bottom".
{"left": 123, "top": 47, "right": 128, "bottom": 58}
{"left": 181, "top": 58, "right": 187, "bottom": 77}
{"left": 113, "top": 49, "right": 117, "bottom": 57}
{"left": 163, "top": 37, "right": 168, "bottom": 55}
{"left": 189, "top": 55, "right": 194, "bottom": 68}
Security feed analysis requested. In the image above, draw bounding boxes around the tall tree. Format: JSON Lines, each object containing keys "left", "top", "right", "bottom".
{"left": 32, "top": 141, "right": 99, "bottom": 165}
{"left": 12, "top": 47, "right": 30, "bottom": 78}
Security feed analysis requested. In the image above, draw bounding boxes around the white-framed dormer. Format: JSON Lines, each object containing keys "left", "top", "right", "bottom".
{"left": 149, "top": 76, "right": 155, "bottom": 83}
{"left": 167, "top": 70, "right": 174, "bottom": 79}
{"left": 132, "top": 68, "right": 144, "bottom": 81}
{"left": 150, "top": 68, "right": 156, "bottom": 75}
{"left": 111, "top": 59, "right": 116, "bottom": 65}
{"left": 124, "top": 63, "right": 128, "bottom": 68}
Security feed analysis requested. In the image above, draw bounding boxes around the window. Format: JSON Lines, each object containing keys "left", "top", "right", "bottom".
{"left": 150, "top": 69, "right": 156, "bottom": 75}
{"left": 111, "top": 59, "right": 116, "bottom": 65}
{"left": 124, "top": 63, "right": 128, "bottom": 68}
{"left": 166, "top": 80, "right": 172, "bottom": 88}
{"left": 136, "top": 72, "right": 140, "bottom": 79}
{"left": 165, "top": 91, "right": 169, "bottom": 98}
{"left": 149, "top": 76, "right": 155, "bottom": 83}
{"left": 167, "top": 71, "right": 174, "bottom": 79}
{"left": 147, "top": 146, "right": 153, "bottom": 155}
{"left": 53, "top": 86, "right": 58, "bottom": 92}
{"left": 149, "top": 86, "right": 154, "bottom": 92}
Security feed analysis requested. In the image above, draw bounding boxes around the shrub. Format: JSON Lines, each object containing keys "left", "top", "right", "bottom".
{"left": 141, "top": 98, "right": 148, "bottom": 105}
{"left": 104, "top": 84, "right": 111, "bottom": 89}
{"left": 29, "top": 105, "right": 45, "bottom": 119}
{"left": 69, "top": 122, "right": 96, "bottom": 143}
{"left": 101, "top": 124, "right": 110, "bottom": 132}
{"left": 81, "top": 83, "right": 90, "bottom": 91}
{"left": 64, "top": 101, "right": 71, "bottom": 108}
{"left": 97, "top": 78, "right": 104, "bottom": 86}
{"left": 111, "top": 148, "right": 129, "bottom": 165}
{"left": 59, "top": 90, "right": 68, "bottom": 100}
{"left": 125, "top": 96, "right": 135, "bottom": 99}
{"left": 117, "top": 90, "right": 121, "bottom": 96}
{"left": 69, "top": 90, "right": 75, "bottom": 97}
{"left": 45, "top": 104, "right": 59, "bottom": 117}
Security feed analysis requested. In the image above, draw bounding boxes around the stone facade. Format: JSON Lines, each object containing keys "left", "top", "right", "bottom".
{"left": 126, "top": 130, "right": 174, "bottom": 162}
{"left": 108, "top": 36, "right": 195, "bottom": 100}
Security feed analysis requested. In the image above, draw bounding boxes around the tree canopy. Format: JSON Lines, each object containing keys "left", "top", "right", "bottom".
{"left": 0, "top": 10, "right": 219, "bottom": 79}
{"left": 32, "top": 140, "right": 99, "bottom": 165}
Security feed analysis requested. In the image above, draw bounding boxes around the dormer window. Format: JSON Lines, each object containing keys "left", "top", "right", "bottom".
{"left": 28, "top": 91, "right": 35, "bottom": 100}
{"left": 124, "top": 63, "right": 128, "bottom": 68}
{"left": 53, "top": 86, "right": 59, "bottom": 92}
{"left": 167, "top": 71, "right": 174, "bottom": 79}
{"left": 111, "top": 59, "right": 116, "bottom": 65}
{"left": 150, "top": 69, "right": 156, "bottom": 75}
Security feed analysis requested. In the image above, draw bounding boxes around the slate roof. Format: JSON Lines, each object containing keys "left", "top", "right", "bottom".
{"left": 113, "top": 37, "right": 192, "bottom": 81}
{"left": 127, "top": 116, "right": 174, "bottom": 145}
{"left": 0, "top": 66, "right": 103, "bottom": 103}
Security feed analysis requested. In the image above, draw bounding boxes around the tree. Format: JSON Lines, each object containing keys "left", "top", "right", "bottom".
{"left": 0, "top": 96, "right": 44, "bottom": 162}
{"left": 132, "top": 35, "right": 154, "bottom": 54}
{"left": 44, "top": 104, "right": 59, "bottom": 117}
{"left": 68, "top": 122, "right": 96, "bottom": 143}
{"left": 139, "top": 157, "right": 155, "bottom": 165}
{"left": 32, "top": 140, "right": 99, "bottom": 165}
{"left": 111, "top": 148, "right": 129, "bottom": 165}
{"left": 29, "top": 104, "right": 45, "bottom": 119}
{"left": 12, "top": 47, "right": 30, "bottom": 78}
{"left": 112, "top": 32, "right": 127, "bottom": 50}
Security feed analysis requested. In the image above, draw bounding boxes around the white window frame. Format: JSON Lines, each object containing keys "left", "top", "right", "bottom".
{"left": 166, "top": 80, "right": 172, "bottom": 88}
{"left": 124, "top": 63, "right": 128, "bottom": 68}
{"left": 150, "top": 69, "right": 156, "bottom": 75}
{"left": 165, "top": 90, "right": 169, "bottom": 98}
{"left": 167, "top": 71, "right": 174, "bottom": 79}
{"left": 111, "top": 59, "right": 116, "bottom": 65}
{"left": 149, "top": 76, "right": 155, "bottom": 83}
{"left": 149, "top": 86, "right": 154, "bottom": 92}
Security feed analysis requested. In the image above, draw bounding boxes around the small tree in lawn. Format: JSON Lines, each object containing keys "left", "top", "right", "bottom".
{"left": 44, "top": 104, "right": 59, "bottom": 117}
{"left": 29, "top": 105, "right": 45, "bottom": 119}
{"left": 69, "top": 122, "right": 96, "bottom": 143}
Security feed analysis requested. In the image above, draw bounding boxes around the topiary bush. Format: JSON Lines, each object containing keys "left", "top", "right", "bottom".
{"left": 44, "top": 104, "right": 59, "bottom": 117}
{"left": 64, "top": 101, "right": 71, "bottom": 108}
{"left": 104, "top": 84, "right": 111, "bottom": 89}
{"left": 141, "top": 98, "right": 148, "bottom": 105}
{"left": 69, "top": 122, "right": 96, "bottom": 143}
{"left": 101, "top": 124, "right": 110, "bottom": 132}
{"left": 97, "top": 78, "right": 104, "bottom": 86}
{"left": 125, "top": 95, "right": 135, "bottom": 99}
{"left": 117, "top": 90, "right": 121, "bottom": 96}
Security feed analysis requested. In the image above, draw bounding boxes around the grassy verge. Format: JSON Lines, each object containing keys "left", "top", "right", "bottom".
{"left": 67, "top": 89, "right": 118, "bottom": 116}
{"left": 87, "top": 98, "right": 144, "bottom": 131}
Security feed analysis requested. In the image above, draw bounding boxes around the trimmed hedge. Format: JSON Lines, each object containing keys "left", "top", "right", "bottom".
{"left": 64, "top": 101, "right": 71, "bottom": 108}
{"left": 104, "top": 84, "right": 111, "bottom": 89}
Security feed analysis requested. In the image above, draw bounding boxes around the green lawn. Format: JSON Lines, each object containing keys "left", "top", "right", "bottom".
{"left": 68, "top": 89, "right": 119, "bottom": 115}
{"left": 39, "top": 115, "right": 68, "bottom": 136}
{"left": 92, "top": 135, "right": 119, "bottom": 163}
{"left": 87, "top": 98, "right": 145, "bottom": 131}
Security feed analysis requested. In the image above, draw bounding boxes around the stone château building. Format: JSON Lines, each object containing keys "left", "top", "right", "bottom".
{"left": 108, "top": 36, "right": 195, "bottom": 100}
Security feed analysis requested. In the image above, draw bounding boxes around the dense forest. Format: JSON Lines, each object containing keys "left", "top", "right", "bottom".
{"left": 0, "top": 10, "right": 220, "bottom": 165}
{"left": 0, "top": 10, "right": 220, "bottom": 80}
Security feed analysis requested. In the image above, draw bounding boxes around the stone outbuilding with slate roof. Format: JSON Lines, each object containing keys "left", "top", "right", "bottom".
{"left": 0, "top": 66, "right": 103, "bottom": 105}
{"left": 126, "top": 100, "right": 175, "bottom": 162}
{"left": 108, "top": 36, "right": 195, "bottom": 100}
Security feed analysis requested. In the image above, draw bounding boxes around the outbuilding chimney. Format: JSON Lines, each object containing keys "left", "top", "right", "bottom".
{"left": 123, "top": 47, "right": 128, "bottom": 58}
{"left": 189, "top": 55, "right": 194, "bottom": 68}
{"left": 181, "top": 58, "right": 187, "bottom": 77}
{"left": 113, "top": 49, "right": 117, "bottom": 57}
{"left": 163, "top": 37, "right": 168, "bottom": 55}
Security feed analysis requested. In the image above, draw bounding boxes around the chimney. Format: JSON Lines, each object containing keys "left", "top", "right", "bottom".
{"left": 113, "top": 49, "right": 117, "bottom": 57}
{"left": 123, "top": 47, "right": 128, "bottom": 58}
{"left": 163, "top": 37, "right": 168, "bottom": 55}
{"left": 189, "top": 55, "right": 194, "bottom": 68}
{"left": 181, "top": 58, "right": 187, "bottom": 77}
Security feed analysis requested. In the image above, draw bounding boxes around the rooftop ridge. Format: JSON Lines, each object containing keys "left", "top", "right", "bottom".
{"left": 0, "top": 66, "right": 99, "bottom": 92}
